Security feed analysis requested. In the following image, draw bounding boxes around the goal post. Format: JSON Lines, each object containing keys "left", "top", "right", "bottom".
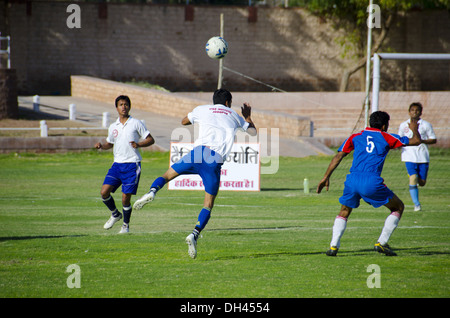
{"left": 371, "top": 53, "right": 450, "bottom": 112}
{"left": 332, "top": 52, "right": 450, "bottom": 196}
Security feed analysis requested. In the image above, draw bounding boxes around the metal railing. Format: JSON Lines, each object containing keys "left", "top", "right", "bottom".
{"left": 0, "top": 33, "right": 11, "bottom": 69}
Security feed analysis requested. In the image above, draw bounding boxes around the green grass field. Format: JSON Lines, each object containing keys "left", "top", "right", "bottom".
{"left": 0, "top": 149, "right": 448, "bottom": 300}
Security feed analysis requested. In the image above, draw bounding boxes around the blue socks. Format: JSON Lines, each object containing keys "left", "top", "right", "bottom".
{"left": 123, "top": 205, "right": 132, "bottom": 224}
{"left": 196, "top": 207, "right": 211, "bottom": 231}
{"left": 102, "top": 195, "right": 116, "bottom": 211}
{"left": 193, "top": 207, "right": 211, "bottom": 239}
{"left": 409, "top": 185, "right": 420, "bottom": 206}
{"left": 103, "top": 195, "right": 120, "bottom": 217}
{"left": 151, "top": 177, "right": 166, "bottom": 192}
{"left": 103, "top": 195, "right": 132, "bottom": 222}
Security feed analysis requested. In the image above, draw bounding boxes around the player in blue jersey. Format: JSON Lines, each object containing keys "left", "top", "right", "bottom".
{"left": 317, "top": 111, "right": 421, "bottom": 256}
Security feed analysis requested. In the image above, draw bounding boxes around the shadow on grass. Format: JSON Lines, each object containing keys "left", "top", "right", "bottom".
{"left": 260, "top": 188, "right": 302, "bottom": 191}
{"left": 211, "top": 246, "right": 450, "bottom": 261}
{"left": 209, "top": 226, "right": 303, "bottom": 232}
{"left": 212, "top": 250, "right": 325, "bottom": 261}
{"left": 0, "top": 234, "right": 87, "bottom": 242}
{"left": 331, "top": 247, "right": 450, "bottom": 257}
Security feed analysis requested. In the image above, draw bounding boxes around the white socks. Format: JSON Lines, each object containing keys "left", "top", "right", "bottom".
{"left": 330, "top": 211, "right": 401, "bottom": 248}
{"left": 378, "top": 212, "right": 401, "bottom": 245}
{"left": 330, "top": 216, "right": 347, "bottom": 248}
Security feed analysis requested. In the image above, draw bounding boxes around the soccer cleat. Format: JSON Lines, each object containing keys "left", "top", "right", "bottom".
{"left": 185, "top": 233, "right": 198, "bottom": 259}
{"left": 374, "top": 242, "right": 397, "bottom": 256}
{"left": 414, "top": 204, "right": 422, "bottom": 212}
{"left": 119, "top": 224, "right": 129, "bottom": 234}
{"left": 326, "top": 246, "right": 339, "bottom": 256}
{"left": 104, "top": 213, "right": 122, "bottom": 230}
{"left": 133, "top": 190, "right": 155, "bottom": 210}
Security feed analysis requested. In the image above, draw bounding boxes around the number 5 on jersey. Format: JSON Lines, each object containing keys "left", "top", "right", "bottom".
{"left": 366, "top": 136, "right": 375, "bottom": 153}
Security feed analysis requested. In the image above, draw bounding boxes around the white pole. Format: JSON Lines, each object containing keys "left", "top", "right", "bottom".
{"left": 217, "top": 13, "right": 224, "bottom": 89}
{"left": 40, "top": 120, "right": 48, "bottom": 137}
{"left": 102, "top": 112, "right": 110, "bottom": 128}
{"left": 364, "top": 0, "right": 373, "bottom": 127}
{"left": 69, "top": 104, "right": 76, "bottom": 120}
{"left": 33, "top": 95, "right": 40, "bottom": 112}
{"left": 371, "top": 53, "right": 380, "bottom": 112}
{"left": 7, "top": 36, "right": 10, "bottom": 69}
{"left": 303, "top": 178, "right": 310, "bottom": 194}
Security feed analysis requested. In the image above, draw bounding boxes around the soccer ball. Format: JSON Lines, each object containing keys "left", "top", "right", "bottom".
{"left": 205, "top": 36, "right": 228, "bottom": 59}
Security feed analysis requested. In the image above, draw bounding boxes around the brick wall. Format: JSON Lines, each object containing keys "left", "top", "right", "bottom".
{"left": 71, "top": 75, "right": 199, "bottom": 119}
{"left": 2, "top": 2, "right": 449, "bottom": 95}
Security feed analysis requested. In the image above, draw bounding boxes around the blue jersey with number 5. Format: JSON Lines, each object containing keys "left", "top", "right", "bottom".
{"left": 338, "top": 127, "right": 409, "bottom": 176}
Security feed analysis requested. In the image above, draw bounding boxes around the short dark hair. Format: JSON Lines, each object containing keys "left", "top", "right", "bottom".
{"left": 115, "top": 95, "right": 131, "bottom": 107}
{"left": 213, "top": 89, "right": 232, "bottom": 106}
{"left": 409, "top": 102, "right": 423, "bottom": 113}
{"left": 369, "top": 111, "right": 390, "bottom": 129}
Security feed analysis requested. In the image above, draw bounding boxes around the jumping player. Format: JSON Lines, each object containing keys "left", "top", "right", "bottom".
{"left": 317, "top": 111, "right": 421, "bottom": 256}
{"left": 133, "top": 89, "right": 257, "bottom": 259}
{"left": 398, "top": 102, "right": 437, "bottom": 211}
{"left": 95, "top": 95, "right": 155, "bottom": 234}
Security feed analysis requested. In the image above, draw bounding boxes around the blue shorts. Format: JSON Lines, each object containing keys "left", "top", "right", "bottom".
{"left": 171, "top": 146, "right": 223, "bottom": 196}
{"left": 339, "top": 173, "right": 394, "bottom": 209}
{"left": 103, "top": 162, "right": 141, "bottom": 195}
{"left": 405, "top": 162, "right": 429, "bottom": 180}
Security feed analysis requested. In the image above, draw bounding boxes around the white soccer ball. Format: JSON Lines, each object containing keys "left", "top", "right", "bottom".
{"left": 205, "top": 36, "right": 228, "bottom": 59}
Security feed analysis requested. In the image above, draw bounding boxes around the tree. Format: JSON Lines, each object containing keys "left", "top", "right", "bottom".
{"left": 293, "top": 0, "right": 449, "bottom": 91}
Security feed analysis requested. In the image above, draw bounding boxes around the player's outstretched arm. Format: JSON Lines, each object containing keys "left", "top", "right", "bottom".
{"left": 317, "top": 151, "right": 347, "bottom": 193}
{"left": 242, "top": 103, "right": 257, "bottom": 136}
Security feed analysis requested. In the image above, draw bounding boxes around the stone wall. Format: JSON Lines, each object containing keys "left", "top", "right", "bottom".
{"left": 0, "top": 136, "right": 166, "bottom": 153}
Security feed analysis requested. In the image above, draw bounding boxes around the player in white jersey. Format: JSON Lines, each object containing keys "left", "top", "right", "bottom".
{"left": 95, "top": 95, "right": 155, "bottom": 233}
{"left": 398, "top": 102, "right": 437, "bottom": 211}
{"left": 134, "top": 89, "right": 257, "bottom": 258}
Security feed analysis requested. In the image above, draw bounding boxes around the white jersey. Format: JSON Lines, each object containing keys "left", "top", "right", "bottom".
{"left": 106, "top": 116, "right": 151, "bottom": 163}
{"left": 398, "top": 118, "right": 436, "bottom": 163}
{"left": 187, "top": 104, "right": 250, "bottom": 160}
